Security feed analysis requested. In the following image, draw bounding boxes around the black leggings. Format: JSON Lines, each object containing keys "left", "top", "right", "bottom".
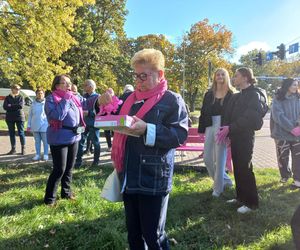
{"left": 44, "top": 142, "right": 78, "bottom": 204}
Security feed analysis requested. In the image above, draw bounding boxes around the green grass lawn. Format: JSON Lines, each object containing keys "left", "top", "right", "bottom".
{"left": 0, "top": 119, "right": 8, "bottom": 130}
{"left": 0, "top": 162, "right": 299, "bottom": 250}
{"left": 0, "top": 120, "right": 28, "bottom": 130}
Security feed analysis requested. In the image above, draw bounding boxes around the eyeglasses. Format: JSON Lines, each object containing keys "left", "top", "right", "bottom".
{"left": 133, "top": 72, "right": 152, "bottom": 82}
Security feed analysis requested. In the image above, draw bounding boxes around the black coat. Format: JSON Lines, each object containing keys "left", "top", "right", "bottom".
{"left": 198, "top": 90, "right": 233, "bottom": 133}
{"left": 223, "top": 85, "right": 264, "bottom": 137}
{"left": 3, "top": 94, "right": 25, "bottom": 122}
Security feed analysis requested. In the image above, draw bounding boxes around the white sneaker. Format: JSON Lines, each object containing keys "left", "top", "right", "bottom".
{"left": 226, "top": 198, "right": 238, "bottom": 204}
{"left": 294, "top": 180, "right": 300, "bottom": 187}
{"left": 237, "top": 205, "right": 252, "bottom": 214}
{"left": 212, "top": 191, "right": 220, "bottom": 197}
{"left": 32, "top": 155, "right": 40, "bottom": 161}
{"left": 43, "top": 155, "right": 49, "bottom": 161}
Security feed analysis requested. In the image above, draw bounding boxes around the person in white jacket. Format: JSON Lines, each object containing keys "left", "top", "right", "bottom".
{"left": 27, "top": 88, "right": 49, "bottom": 161}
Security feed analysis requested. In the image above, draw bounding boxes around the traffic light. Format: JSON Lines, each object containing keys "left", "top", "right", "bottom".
{"left": 253, "top": 52, "right": 262, "bottom": 66}
{"left": 275, "top": 43, "right": 286, "bottom": 60}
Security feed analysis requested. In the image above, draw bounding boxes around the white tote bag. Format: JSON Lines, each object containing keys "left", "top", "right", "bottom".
{"left": 100, "top": 169, "right": 123, "bottom": 202}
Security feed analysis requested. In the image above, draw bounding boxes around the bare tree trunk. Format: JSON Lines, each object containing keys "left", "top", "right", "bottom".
{"left": 188, "top": 87, "right": 198, "bottom": 112}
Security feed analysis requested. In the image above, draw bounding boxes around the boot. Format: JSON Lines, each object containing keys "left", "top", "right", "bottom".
{"left": 7, "top": 146, "right": 16, "bottom": 155}
{"left": 21, "top": 145, "right": 26, "bottom": 155}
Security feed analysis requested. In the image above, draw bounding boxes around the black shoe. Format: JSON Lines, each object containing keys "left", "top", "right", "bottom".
{"left": 61, "top": 194, "right": 76, "bottom": 201}
{"left": 21, "top": 146, "right": 26, "bottom": 155}
{"left": 44, "top": 200, "right": 57, "bottom": 207}
{"left": 91, "top": 161, "right": 100, "bottom": 167}
{"left": 74, "top": 161, "right": 82, "bottom": 168}
{"left": 7, "top": 148, "right": 16, "bottom": 155}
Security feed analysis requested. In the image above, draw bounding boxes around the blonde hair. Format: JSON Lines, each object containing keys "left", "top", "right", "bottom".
{"left": 211, "top": 68, "right": 234, "bottom": 96}
{"left": 131, "top": 48, "right": 165, "bottom": 71}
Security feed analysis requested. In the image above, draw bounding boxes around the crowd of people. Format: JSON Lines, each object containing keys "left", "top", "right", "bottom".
{"left": 2, "top": 48, "right": 300, "bottom": 249}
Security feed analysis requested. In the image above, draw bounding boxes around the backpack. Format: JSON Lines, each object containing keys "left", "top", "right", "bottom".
{"left": 254, "top": 87, "right": 269, "bottom": 117}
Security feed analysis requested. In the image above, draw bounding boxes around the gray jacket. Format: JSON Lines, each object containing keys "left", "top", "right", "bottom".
{"left": 270, "top": 94, "right": 300, "bottom": 141}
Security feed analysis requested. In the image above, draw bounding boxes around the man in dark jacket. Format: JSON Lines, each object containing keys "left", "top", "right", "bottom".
{"left": 75, "top": 79, "right": 100, "bottom": 167}
{"left": 3, "top": 84, "right": 26, "bottom": 155}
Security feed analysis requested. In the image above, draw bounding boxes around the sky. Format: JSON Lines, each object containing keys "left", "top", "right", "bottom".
{"left": 124, "top": 0, "right": 300, "bottom": 62}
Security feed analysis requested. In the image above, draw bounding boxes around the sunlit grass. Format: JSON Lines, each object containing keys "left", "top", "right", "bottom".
{"left": 0, "top": 162, "right": 299, "bottom": 249}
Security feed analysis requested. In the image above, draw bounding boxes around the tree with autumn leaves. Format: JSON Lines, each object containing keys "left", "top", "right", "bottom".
{"left": 0, "top": 1, "right": 236, "bottom": 99}
{"left": 0, "top": 0, "right": 95, "bottom": 89}
{"left": 176, "top": 19, "right": 233, "bottom": 111}
{"left": 2, "top": 2, "right": 299, "bottom": 108}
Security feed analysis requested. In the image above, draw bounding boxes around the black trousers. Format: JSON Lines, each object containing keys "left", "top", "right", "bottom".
{"left": 231, "top": 134, "right": 259, "bottom": 209}
{"left": 44, "top": 142, "right": 78, "bottom": 204}
{"left": 104, "top": 130, "right": 112, "bottom": 148}
{"left": 291, "top": 205, "right": 300, "bottom": 250}
{"left": 123, "top": 193, "right": 170, "bottom": 250}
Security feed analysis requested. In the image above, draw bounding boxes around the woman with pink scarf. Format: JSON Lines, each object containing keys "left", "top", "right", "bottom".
{"left": 44, "top": 75, "right": 110, "bottom": 206}
{"left": 112, "top": 49, "right": 188, "bottom": 250}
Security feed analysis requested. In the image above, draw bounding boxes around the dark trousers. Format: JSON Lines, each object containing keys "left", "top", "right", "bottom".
{"left": 44, "top": 142, "right": 78, "bottom": 204}
{"left": 291, "top": 205, "right": 300, "bottom": 250}
{"left": 123, "top": 193, "right": 170, "bottom": 250}
{"left": 275, "top": 140, "right": 300, "bottom": 181}
{"left": 104, "top": 130, "right": 112, "bottom": 148}
{"left": 76, "top": 127, "right": 100, "bottom": 164}
{"left": 231, "top": 134, "right": 259, "bottom": 209}
{"left": 6, "top": 120, "right": 25, "bottom": 147}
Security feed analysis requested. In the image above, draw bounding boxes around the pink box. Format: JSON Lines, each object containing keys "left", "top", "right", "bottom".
{"left": 94, "top": 114, "right": 134, "bottom": 130}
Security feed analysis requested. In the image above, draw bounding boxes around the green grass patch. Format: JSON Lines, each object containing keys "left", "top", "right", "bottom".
{"left": 0, "top": 120, "right": 28, "bottom": 130}
{"left": 0, "top": 119, "right": 8, "bottom": 130}
{"left": 0, "top": 163, "right": 299, "bottom": 249}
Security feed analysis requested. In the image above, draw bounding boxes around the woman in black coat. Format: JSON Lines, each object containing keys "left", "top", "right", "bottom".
{"left": 218, "top": 67, "right": 264, "bottom": 214}
{"left": 3, "top": 84, "right": 26, "bottom": 155}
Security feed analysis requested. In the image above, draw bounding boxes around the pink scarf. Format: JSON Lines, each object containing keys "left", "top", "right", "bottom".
{"left": 111, "top": 79, "right": 168, "bottom": 172}
{"left": 49, "top": 89, "right": 86, "bottom": 129}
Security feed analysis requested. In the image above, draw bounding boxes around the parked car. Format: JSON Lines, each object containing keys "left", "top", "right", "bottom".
{"left": 0, "top": 88, "right": 36, "bottom": 118}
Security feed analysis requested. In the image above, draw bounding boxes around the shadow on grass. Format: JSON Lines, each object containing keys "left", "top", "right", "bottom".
{"left": 167, "top": 191, "right": 298, "bottom": 249}
{"left": 167, "top": 172, "right": 299, "bottom": 249}
{"left": 0, "top": 163, "right": 52, "bottom": 182}
{"left": 0, "top": 162, "right": 112, "bottom": 194}
{"left": 0, "top": 198, "right": 43, "bottom": 217}
{"left": 0, "top": 209, "right": 127, "bottom": 250}
{"left": 0, "top": 165, "right": 114, "bottom": 217}
{"left": 1, "top": 164, "right": 299, "bottom": 249}
{"left": 265, "top": 240, "right": 295, "bottom": 250}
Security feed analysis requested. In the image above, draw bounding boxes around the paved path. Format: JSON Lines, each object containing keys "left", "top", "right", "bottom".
{"left": 0, "top": 114, "right": 277, "bottom": 169}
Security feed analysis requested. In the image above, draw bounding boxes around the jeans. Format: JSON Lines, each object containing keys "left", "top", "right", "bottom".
{"left": 33, "top": 132, "right": 48, "bottom": 156}
{"left": 123, "top": 193, "right": 170, "bottom": 250}
{"left": 76, "top": 126, "right": 100, "bottom": 164}
{"left": 6, "top": 120, "right": 25, "bottom": 147}
{"left": 44, "top": 142, "right": 78, "bottom": 204}
{"left": 204, "top": 116, "right": 232, "bottom": 195}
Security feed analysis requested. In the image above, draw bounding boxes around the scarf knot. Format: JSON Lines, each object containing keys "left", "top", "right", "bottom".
{"left": 50, "top": 89, "right": 86, "bottom": 129}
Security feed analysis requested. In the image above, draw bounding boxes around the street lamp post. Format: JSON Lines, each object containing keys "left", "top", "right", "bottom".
{"left": 182, "top": 41, "right": 186, "bottom": 100}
